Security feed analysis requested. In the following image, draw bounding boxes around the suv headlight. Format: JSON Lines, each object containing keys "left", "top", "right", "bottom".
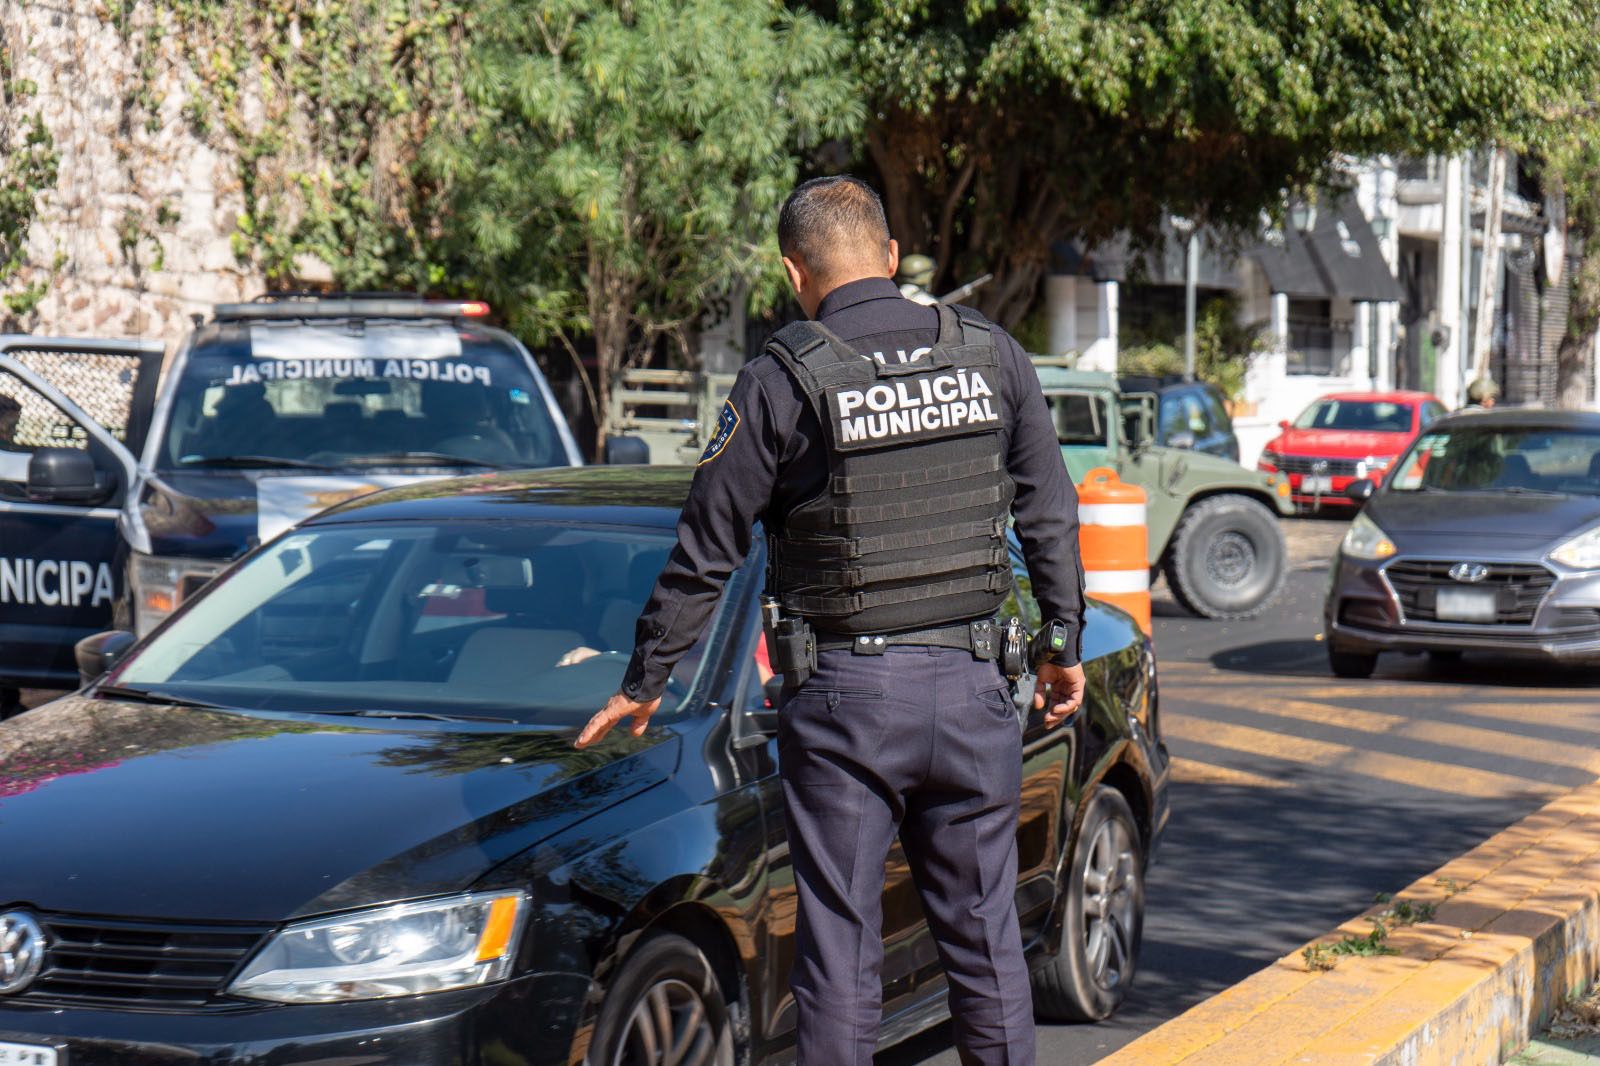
{"left": 1341, "top": 512, "right": 1396, "bottom": 561}
{"left": 1258, "top": 449, "right": 1281, "bottom": 469}
{"left": 129, "top": 552, "right": 229, "bottom": 634}
{"left": 229, "top": 891, "right": 527, "bottom": 1003}
{"left": 1551, "top": 526, "right": 1600, "bottom": 570}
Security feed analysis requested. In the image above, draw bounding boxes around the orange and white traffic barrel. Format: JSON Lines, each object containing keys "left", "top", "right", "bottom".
{"left": 1077, "top": 467, "right": 1151, "bottom": 635}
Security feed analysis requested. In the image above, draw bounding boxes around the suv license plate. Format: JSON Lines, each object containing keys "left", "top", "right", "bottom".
{"left": 1437, "top": 587, "right": 1498, "bottom": 622}
{"left": 1300, "top": 476, "right": 1333, "bottom": 492}
{"left": 0, "top": 1043, "right": 58, "bottom": 1066}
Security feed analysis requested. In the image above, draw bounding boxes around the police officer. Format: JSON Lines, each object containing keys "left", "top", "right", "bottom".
{"left": 578, "top": 176, "right": 1086, "bottom": 1065}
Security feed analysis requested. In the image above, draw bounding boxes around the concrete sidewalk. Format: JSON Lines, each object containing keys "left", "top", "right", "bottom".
{"left": 1100, "top": 779, "right": 1600, "bottom": 1065}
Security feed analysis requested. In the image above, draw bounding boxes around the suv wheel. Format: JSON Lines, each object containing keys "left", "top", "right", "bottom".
{"left": 1329, "top": 646, "right": 1378, "bottom": 678}
{"left": 591, "top": 932, "right": 736, "bottom": 1066}
{"left": 1164, "top": 494, "right": 1286, "bottom": 619}
{"left": 1032, "top": 787, "right": 1145, "bottom": 1022}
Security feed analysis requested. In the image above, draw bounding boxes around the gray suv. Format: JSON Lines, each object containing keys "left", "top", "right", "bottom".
{"left": 1324, "top": 408, "right": 1600, "bottom": 677}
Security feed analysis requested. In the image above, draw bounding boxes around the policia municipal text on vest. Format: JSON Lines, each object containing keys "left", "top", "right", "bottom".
{"left": 762, "top": 305, "right": 1015, "bottom": 683}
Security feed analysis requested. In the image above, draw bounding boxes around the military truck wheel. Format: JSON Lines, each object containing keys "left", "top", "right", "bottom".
{"left": 1163, "top": 495, "right": 1285, "bottom": 619}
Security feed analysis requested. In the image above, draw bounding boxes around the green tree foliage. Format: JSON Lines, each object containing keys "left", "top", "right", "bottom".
{"left": 440, "top": 0, "right": 860, "bottom": 443}
{"left": 1119, "top": 294, "right": 1266, "bottom": 400}
{"left": 830, "top": 0, "right": 1600, "bottom": 326}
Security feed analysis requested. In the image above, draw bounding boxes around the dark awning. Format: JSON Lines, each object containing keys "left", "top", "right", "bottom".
{"left": 1304, "top": 198, "right": 1404, "bottom": 303}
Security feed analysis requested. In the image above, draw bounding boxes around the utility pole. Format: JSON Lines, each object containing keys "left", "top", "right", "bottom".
{"left": 1436, "top": 155, "right": 1464, "bottom": 406}
{"left": 1171, "top": 215, "right": 1199, "bottom": 380}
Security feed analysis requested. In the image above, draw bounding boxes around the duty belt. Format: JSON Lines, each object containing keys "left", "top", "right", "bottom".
{"left": 813, "top": 619, "right": 999, "bottom": 661}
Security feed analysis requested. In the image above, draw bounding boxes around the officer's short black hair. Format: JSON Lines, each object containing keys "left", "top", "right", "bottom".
{"left": 778, "top": 177, "right": 892, "bottom": 276}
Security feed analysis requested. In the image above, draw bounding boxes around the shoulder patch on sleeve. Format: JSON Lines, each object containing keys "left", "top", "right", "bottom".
{"left": 697, "top": 399, "right": 740, "bottom": 466}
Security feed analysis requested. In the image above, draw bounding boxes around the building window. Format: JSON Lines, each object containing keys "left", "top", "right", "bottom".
{"left": 1286, "top": 299, "right": 1336, "bottom": 376}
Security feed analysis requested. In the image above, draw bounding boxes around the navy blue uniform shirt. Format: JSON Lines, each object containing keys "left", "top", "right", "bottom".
{"left": 621, "top": 276, "right": 1087, "bottom": 702}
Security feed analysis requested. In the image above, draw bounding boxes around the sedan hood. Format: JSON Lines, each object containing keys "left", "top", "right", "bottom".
{"left": 1367, "top": 490, "right": 1600, "bottom": 545}
{"left": 1270, "top": 428, "right": 1412, "bottom": 458}
{"left": 0, "top": 696, "right": 677, "bottom": 922}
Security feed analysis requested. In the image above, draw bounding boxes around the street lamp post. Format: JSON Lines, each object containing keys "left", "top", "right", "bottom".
{"left": 1171, "top": 216, "right": 1199, "bottom": 381}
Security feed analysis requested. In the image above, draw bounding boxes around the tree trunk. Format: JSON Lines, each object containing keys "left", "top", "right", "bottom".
{"left": 1556, "top": 234, "right": 1599, "bottom": 409}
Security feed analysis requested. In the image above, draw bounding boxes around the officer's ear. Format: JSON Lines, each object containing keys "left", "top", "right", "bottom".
{"left": 885, "top": 238, "right": 900, "bottom": 279}
{"left": 782, "top": 255, "right": 806, "bottom": 297}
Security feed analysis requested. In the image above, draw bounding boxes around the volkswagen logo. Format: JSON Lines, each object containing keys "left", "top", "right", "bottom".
{"left": 0, "top": 911, "right": 45, "bottom": 994}
{"left": 1449, "top": 562, "right": 1491, "bottom": 584}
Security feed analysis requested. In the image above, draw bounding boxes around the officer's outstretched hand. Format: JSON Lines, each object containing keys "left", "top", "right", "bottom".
{"left": 575, "top": 690, "right": 662, "bottom": 749}
{"left": 1035, "top": 662, "right": 1086, "bottom": 729}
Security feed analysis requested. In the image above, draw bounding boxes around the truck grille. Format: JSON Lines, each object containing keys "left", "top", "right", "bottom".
{"left": 1385, "top": 560, "right": 1555, "bottom": 625}
{"left": 1272, "top": 454, "right": 1361, "bottom": 477}
{"left": 20, "top": 912, "right": 271, "bottom": 1010}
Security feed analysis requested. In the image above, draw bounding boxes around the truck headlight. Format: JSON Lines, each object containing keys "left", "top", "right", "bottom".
{"left": 1341, "top": 512, "right": 1396, "bottom": 561}
{"left": 129, "top": 553, "right": 229, "bottom": 634}
{"left": 229, "top": 891, "right": 527, "bottom": 1004}
{"left": 1355, "top": 455, "right": 1395, "bottom": 480}
{"left": 1551, "top": 526, "right": 1600, "bottom": 570}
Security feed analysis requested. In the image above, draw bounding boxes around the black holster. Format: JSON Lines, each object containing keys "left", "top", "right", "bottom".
{"left": 763, "top": 597, "right": 816, "bottom": 687}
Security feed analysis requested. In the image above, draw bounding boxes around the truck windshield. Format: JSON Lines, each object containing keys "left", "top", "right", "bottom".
{"left": 1047, "top": 392, "right": 1109, "bottom": 446}
{"left": 111, "top": 520, "right": 709, "bottom": 723}
{"left": 157, "top": 323, "right": 565, "bottom": 471}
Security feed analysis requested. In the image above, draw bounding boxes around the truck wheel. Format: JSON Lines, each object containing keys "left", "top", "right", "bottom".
{"left": 1329, "top": 646, "right": 1378, "bottom": 678}
{"left": 1162, "top": 495, "right": 1286, "bottom": 619}
{"left": 1032, "top": 787, "right": 1145, "bottom": 1022}
{"left": 590, "top": 932, "right": 736, "bottom": 1066}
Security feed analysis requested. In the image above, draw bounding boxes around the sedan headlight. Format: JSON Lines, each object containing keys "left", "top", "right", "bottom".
{"left": 1341, "top": 512, "right": 1396, "bottom": 561}
{"left": 1551, "top": 526, "right": 1600, "bottom": 570}
{"left": 129, "top": 552, "right": 229, "bottom": 635}
{"left": 229, "top": 891, "right": 527, "bottom": 1003}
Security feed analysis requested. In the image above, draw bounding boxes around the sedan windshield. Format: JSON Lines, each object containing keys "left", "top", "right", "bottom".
{"left": 1294, "top": 400, "right": 1412, "bottom": 433}
{"left": 159, "top": 324, "right": 566, "bottom": 471}
{"left": 112, "top": 521, "right": 708, "bottom": 723}
{"left": 1389, "top": 427, "right": 1600, "bottom": 496}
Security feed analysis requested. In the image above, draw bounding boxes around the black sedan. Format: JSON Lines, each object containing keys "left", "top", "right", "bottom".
{"left": 1326, "top": 408, "right": 1600, "bottom": 677}
{"left": 0, "top": 467, "right": 1167, "bottom": 1065}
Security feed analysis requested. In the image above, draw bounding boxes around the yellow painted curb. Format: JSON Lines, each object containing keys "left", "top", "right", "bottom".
{"left": 1100, "top": 779, "right": 1600, "bottom": 1065}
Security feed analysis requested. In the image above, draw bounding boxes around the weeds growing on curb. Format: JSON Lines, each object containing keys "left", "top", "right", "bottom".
{"left": 1304, "top": 889, "right": 1452, "bottom": 971}
{"left": 1303, "top": 925, "right": 1396, "bottom": 971}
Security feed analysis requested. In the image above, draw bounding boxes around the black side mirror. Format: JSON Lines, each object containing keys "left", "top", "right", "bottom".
{"left": 28, "top": 447, "right": 110, "bottom": 504}
{"left": 604, "top": 435, "right": 650, "bottom": 465}
{"left": 1168, "top": 431, "right": 1197, "bottom": 450}
{"left": 75, "top": 629, "right": 136, "bottom": 686}
{"left": 1344, "top": 478, "right": 1376, "bottom": 503}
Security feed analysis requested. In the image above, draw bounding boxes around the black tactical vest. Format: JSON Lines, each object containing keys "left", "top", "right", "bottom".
{"left": 765, "top": 304, "right": 1015, "bottom": 634}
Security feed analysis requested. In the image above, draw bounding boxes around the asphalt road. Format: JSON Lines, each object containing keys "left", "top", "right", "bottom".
{"left": 880, "top": 516, "right": 1600, "bottom": 1065}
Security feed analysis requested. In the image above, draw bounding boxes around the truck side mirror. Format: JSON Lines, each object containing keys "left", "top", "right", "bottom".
{"left": 76, "top": 629, "right": 136, "bottom": 686}
{"left": 28, "top": 447, "right": 111, "bottom": 505}
{"left": 604, "top": 435, "right": 650, "bottom": 465}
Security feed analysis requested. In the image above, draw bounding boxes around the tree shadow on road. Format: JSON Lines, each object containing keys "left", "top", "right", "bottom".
{"left": 876, "top": 774, "right": 1535, "bottom": 1065}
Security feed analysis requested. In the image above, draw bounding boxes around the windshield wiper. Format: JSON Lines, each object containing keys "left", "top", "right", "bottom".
{"left": 321, "top": 708, "right": 516, "bottom": 724}
{"left": 94, "top": 684, "right": 228, "bottom": 710}
{"left": 179, "top": 455, "right": 336, "bottom": 470}
{"left": 341, "top": 451, "right": 512, "bottom": 469}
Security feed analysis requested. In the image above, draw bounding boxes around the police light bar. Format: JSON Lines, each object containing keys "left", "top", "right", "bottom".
{"left": 214, "top": 297, "right": 492, "bottom": 322}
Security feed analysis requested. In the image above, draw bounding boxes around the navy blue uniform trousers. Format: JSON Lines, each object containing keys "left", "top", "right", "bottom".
{"left": 778, "top": 645, "right": 1035, "bottom": 1065}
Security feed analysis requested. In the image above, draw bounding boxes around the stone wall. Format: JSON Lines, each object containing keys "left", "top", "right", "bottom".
{"left": 5, "top": 0, "right": 264, "bottom": 350}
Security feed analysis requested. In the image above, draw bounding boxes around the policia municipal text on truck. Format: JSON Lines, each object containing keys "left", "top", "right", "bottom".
{"left": 0, "top": 295, "right": 580, "bottom": 715}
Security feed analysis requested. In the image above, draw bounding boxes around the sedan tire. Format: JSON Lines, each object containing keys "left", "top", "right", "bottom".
{"left": 1032, "top": 787, "right": 1145, "bottom": 1022}
{"left": 1164, "top": 494, "right": 1286, "bottom": 619}
{"left": 591, "top": 932, "right": 736, "bottom": 1066}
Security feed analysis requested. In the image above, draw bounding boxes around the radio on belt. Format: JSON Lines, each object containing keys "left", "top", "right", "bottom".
{"left": 1002, "top": 617, "right": 1071, "bottom": 681}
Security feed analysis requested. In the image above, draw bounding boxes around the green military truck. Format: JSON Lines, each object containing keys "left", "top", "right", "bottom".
{"left": 1034, "top": 362, "right": 1295, "bottom": 619}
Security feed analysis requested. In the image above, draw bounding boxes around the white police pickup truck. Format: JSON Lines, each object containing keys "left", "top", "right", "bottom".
{"left": 0, "top": 295, "right": 581, "bottom": 713}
